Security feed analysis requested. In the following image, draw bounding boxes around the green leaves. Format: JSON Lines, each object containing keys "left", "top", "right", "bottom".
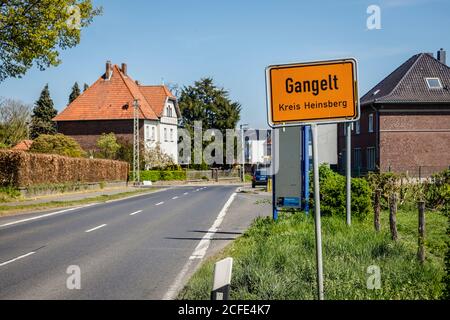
{"left": 178, "top": 77, "right": 241, "bottom": 133}
{"left": 96, "top": 132, "right": 120, "bottom": 159}
{"left": 30, "top": 84, "right": 57, "bottom": 138}
{"left": 0, "top": 0, "right": 102, "bottom": 81}
{"left": 30, "top": 133, "right": 85, "bottom": 157}
{"left": 69, "top": 81, "right": 80, "bottom": 104}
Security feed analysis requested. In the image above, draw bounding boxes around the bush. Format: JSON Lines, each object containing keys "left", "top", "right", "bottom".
{"left": 0, "top": 150, "right": 129, "bottom": 187}
{"left": 139, "top": 170, "right": 186, "bottom": 182}
{"left": 310, "top": 164, "right": 372, "bottom": 219}
{"left": 424, "top": 169, "right": 450, "bottom": 210}
{"left": 30, "top": 134, "right": 86, "bottom": 158}
{"left": 0, "top": 142, "right": 8, "bottom": 149}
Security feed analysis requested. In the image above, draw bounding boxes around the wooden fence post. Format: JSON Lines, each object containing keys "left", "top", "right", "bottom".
{"left": 374, "top": 189, "right": 381, "bottom": 232}
{"left": 418, "top": 200, "right": 426, "bottom": 263}
{"left": 389, "top": 193, "right": 398, "bottom": 241}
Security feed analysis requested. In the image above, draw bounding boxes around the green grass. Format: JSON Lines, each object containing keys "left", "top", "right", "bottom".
{"left": 0, "top": 188, "right": 160, "bottom": 216}
{"left": 178, "top": 209, "right": 447, "bottom": 300}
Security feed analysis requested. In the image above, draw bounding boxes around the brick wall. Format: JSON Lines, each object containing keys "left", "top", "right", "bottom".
{"left": 56, "top": 120, "right": 144, "bottom": 152}
{"left": 379, "top": 112, "right": 450, "bottom": 174}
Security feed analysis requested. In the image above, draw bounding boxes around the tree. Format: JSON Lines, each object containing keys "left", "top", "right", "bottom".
{"left": 0, "top": 98, "right": 31, "bottom": 146}
{"left": 30, "top": 133, "right": 85, "bottom": 157}
{"left": 69, "top": 82, "right": 81, "bottom": 104}
{"left": 96, "top": 132, "right": 120, "bottom": 159}
{"left": 178, "top": 78, "right": 241, "bottom": 167}
{"left": 83, "top": 83, "right": 89, "bottom": 92}
{"left": 178, "top": 78, "right": 241, "bottom": 132}
{"left": 143, "top": 143, "right": 175, "bottom": 170}
{"left": 0, "top": 0, "right": 102, "bottom": 81}
{"left": 30, "top": 84, "right": 58, "bottom": 139}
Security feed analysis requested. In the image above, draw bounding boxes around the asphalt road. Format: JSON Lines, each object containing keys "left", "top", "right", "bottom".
{"left": 0, "top": 185, "right": 248, "bottom": 300}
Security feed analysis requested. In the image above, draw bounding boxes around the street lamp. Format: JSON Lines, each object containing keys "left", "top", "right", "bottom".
{"left": 240, "top": 124, "right": 249, "bottom": 182}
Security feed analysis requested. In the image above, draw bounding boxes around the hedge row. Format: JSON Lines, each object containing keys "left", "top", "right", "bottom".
{"left": 139, "top": 170, "right": 186, "bottom": 182}
{"left": 0, "top": 150, "right": 129, "bottom": 187}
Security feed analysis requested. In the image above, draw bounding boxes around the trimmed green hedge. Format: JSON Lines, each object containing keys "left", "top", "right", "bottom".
{"left": 138, "top": 170, "right": 186, "bottom": 182}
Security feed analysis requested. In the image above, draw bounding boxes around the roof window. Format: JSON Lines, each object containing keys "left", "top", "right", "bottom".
{"left": 425, "top": 77, "right": 443, "bottom": 89}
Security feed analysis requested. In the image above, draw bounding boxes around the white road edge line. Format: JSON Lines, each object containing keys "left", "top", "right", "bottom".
{"left": 172, "top": 196, "right": 179, "bottom": 200}
{"left": 155, "top": 202, "right": 164, "bottom": 206}
{"left": 85, "top": 224, "right": 107, "bottom": 233}
{"left": 163, "top": 189, "right": 238, "bottom": 300}
{"left": 0, "top": 251, "right": 36, "bottom": 267}
{"left": 0, "top": 204, "right": 97, "bottom": 228}
{"left": 129, "top": 210, "right": 142, "bottom": 216}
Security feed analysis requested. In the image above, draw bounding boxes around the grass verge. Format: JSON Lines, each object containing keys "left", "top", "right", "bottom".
{"left": 178, "top": 209, "right": 447, "bottom": 300}
{"left": 0, "top": 188, "right": 161, "bottom": 217}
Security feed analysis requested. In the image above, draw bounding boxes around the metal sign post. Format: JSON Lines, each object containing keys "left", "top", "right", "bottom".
{"left": 346, "top": 122, "right": 352, "bottom": 226}
{"left": 311, "top": 123, "right": 324, "bottom": 300}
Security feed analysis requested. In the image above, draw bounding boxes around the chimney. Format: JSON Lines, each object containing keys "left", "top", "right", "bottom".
{"left": 121, "top": 63, "right": 127, "bottom": 76}
{"left": 135, "top": 80, "right": 140, "bottom": 85}
{"left": 437, "top": 48, "right": 446, "bottom": 65}
{"left": 105, "top": 60, "right": 112, "bottom": 80}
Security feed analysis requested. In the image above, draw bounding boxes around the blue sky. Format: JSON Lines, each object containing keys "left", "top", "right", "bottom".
{"left": 0, "top": 0, "right": 449, "bottom": 128}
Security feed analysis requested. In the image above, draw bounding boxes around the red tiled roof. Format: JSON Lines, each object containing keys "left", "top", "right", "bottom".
{"left": 12, "top": 140, "right": 33, "bottom": 151}
{"left": 53, "top": 64, "right": 176, "bottom": 121}
{"left": 139, "top": 85, "right": 176, "bottom": 117}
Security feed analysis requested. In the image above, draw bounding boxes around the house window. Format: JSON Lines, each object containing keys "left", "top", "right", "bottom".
{"left": 368, "top": 114, "right": 374, "bottom": 133}
{"left": 164, "top": 128, "right": 168, "bottom": 142}
{"left": 425, "top": 77, "right": 443, "bottom": 89}
{"left": 367, "top": 147, "right": 376, "bottom": 171}
{"left": 353, "top": 148, "right": 362, "bottom": 170}
{"left": 152, "top": 127, "right": 156, "bottom": 141}
{"left": 145, "top": 125, "right": 150, "bottom": 140}
{"left": 170, "top": 128, "right": 174, "bottom": 142}
{"left": 355, "top": 120, "right": 360, "bottom": 135}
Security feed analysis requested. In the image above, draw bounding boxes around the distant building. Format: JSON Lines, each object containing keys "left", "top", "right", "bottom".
{"left": 244, "top": 129, "right": 271, "bottom": 165}
{"left": 337, "top": 49, "right": 450, "bottom": 177}
{"left": 53, "top": 61, "right": 180, "bottom": 163}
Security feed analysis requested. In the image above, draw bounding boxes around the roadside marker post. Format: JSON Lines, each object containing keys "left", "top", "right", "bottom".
{"left": 211, "top": 257, "right": 233, "bottom": 300}
{"left": 265, "top": 58, "right": 360, "bottom": 300}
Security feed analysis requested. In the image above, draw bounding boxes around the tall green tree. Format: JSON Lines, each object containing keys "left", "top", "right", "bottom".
{"left": 69, "top": 82, "right": 81, "bottom": 103}
{"left": 178, "top": 78, "right": 241, "bottom": 168}
{"left": 178, "top": 77, "right": 241, "bottom": 132}
{"left": 0, "top": 0, "right": 102, "bottom": 81}
{"left": 30, "top": 84, "right": 57, "bottom": 139}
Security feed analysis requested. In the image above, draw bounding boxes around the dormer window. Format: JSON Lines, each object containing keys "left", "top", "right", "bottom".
{"left": 425, "top": 77, "right": 443, "bottom": 89}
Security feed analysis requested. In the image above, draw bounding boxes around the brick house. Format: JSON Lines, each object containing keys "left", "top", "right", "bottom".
{"left": 53, "top": 61, "right": 180, "bottom": 163}
{"left": 337, "top": 49, "right": 450, "bottom": 177}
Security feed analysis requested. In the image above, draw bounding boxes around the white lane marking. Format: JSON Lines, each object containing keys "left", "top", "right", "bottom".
{"left": 0, "top": 204, "right": 97, "bottom": 228}
{"left": 0, "top": 251, "right": 36, "bottom": 267}
{"left": 183, "top": 192, "right": 189, "bottom": 195}
{"left": 155, "top": 202, "right": 164, "bottom": 206}
{"left": 129, "top": 210, "right": 142, "bottom": 216}
{"left": 172, "top": 196, "right": 179, "bottom": 200}
{"left": 85, "top": 224, "right": 107, "bottom": 233}
{"left": 189, "top": 192, "right": 236, "bottom": 259}
{"left": 163, "top": 189, "right": 238, "bottom": 300}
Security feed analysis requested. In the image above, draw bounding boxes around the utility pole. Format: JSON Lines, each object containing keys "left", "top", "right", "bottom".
{"left": 133, "top": 99, "right": 140, "bottom": 185}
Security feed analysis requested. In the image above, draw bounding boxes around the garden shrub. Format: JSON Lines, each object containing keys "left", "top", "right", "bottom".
{"left": 30, "top": 134, "right": 86, "bottom": 158}
{"left": 139, "top": 170, "right": 186, "bottom": 182}
{"left": 310, "top": 164, "right": 372, "bottom": 219}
